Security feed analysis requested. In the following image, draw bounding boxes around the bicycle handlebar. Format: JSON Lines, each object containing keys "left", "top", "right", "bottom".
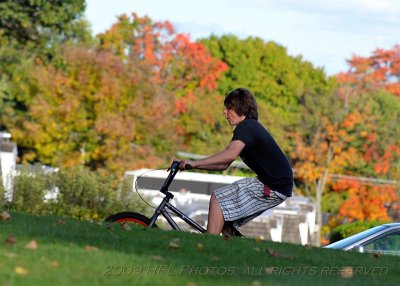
{"left": 160, "top": 161, "right": 180, "bottom": 194}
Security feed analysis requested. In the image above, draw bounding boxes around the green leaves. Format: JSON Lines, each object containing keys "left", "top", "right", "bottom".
{"left": 0, "top": 0, "right": 89, "bottom": 50}
{"left": 201, "top": 35, "right": 334, "bottom": 152}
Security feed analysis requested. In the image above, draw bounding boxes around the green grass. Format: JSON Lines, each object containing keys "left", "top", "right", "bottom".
{"left": 0, "top": 211, "right": 399, "bottom": 286}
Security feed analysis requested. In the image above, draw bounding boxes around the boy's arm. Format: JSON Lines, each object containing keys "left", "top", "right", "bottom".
{"left": 179, "top": 140, "right": 245, "bottom": 171}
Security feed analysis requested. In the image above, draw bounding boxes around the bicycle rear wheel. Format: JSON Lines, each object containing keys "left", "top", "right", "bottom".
{"left": 105, "top": 212, "right": 158, "bottom": 228}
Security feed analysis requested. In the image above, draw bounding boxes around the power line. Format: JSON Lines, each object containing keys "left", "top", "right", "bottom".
{"left": 330, "top": 174, "right": 399, "bottom": 186}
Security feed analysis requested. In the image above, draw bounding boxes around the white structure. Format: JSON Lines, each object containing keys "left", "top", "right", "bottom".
{"left": 125, "top": 168, "right": 245, "bottom": 195}
{"left": 125, "top": 168, "right": 318, "bottom": 245}
{"left": 0, "top": 132, "right": 18, "bottom": 201}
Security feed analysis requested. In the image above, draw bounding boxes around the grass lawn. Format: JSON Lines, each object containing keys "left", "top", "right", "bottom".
{"left": 0, "top": 211, "right": 399, "bottom": 286}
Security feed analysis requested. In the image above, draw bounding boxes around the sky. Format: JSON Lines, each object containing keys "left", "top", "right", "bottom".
{"left": 84, "top": 0, "right": 400, "bottom": 76}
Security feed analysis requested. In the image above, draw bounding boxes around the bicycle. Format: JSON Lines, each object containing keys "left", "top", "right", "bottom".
{"left": 105, "top": 160, "right": 243, "bottom": 236}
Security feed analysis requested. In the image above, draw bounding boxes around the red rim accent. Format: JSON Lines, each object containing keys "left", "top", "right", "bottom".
{"left": 115, "top": 218, "right": 148, "bottom": 227}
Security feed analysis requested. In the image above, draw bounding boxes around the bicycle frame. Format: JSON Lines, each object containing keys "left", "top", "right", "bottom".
{"left": 147, "top": 161, "right": 207, "bottom": 233}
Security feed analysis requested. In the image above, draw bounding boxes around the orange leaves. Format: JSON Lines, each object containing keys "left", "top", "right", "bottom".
{"left": 15, "top": 266, "right": 29, "bottom": 275}
{"left": 340, "top": 112, "right": 363, "bottom": 130}
{"left": 331, "top": 179, "right": 359, "bottom": 193}
{"left": 85, "top": 245, "right": 99, "bottom": 252}
{"left": 386, "top": 83, "right": 400, "bottom": 96}
{"left": 371, "top": 145, "right": 400, "bottom": 180}
{"left": 98, "top": 12, "right": 227, "bottom": 97}
{"left": 25, "top": 240, "right": 38, "bottom": 250}
{"left": 168, "top": 36, "right": 228, "bottom": 91}
{"left": 337, "top": 180, "right": 398, "bottom": 222}
{"left": 295, "top": 161, "right": 322, "bottom": 182}
{"left": 96, "top": 12, "right": 227, "bottom": 149}
{"left": 294, "top": 45, "right": 400, "bottom": 227}
{"left": 338, "top": 45, "right": 400, "bottom": 97}
{"left": 292, "top": 113, "right": 355, "bottom": 185}
{"left": 374, "top": 162, "right": 390, "bottom": 175}
{"left": 159, "top": 33, "right": 227, "bottom": 95}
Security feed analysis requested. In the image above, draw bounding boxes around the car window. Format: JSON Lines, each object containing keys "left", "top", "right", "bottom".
{"left": 363, "top": 232, "right": 400, "bottom": 256}
{"left": 325, "top": 226, "right": 387, "bottom": 249}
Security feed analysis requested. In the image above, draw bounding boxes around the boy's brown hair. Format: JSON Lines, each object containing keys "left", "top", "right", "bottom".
{"left": 224, "top": 88, "right": 258, "bottom": 120}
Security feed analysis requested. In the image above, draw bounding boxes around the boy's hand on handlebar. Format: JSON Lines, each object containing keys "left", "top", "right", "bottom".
{"left": 179, "top": 160, "right": 194, "bottom": 170}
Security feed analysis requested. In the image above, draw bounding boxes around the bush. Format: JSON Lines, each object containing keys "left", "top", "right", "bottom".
{"left": 108, "top": 175, "right": 153, "bottom": 217}
{"left": 55, "top": 167, "right": 151, "bottom": 220}
{"left": 11, "top": 165, "right": 56, "bottom": 214}
{"left": 54, "top": 166, "right": 114, "bottom": 220}
{"left": 8, "top": 164, "right": 151, "bottom": 220}
{"left": 330, "top": 220, "right": 383, "bottom": 243}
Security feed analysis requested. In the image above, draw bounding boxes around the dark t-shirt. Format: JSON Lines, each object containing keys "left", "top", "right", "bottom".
{"left": 232, "top": 118, "right": 293, "bottom": 197}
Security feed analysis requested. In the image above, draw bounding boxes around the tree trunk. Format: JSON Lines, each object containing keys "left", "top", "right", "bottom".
{"left": 315, "top": 146, "right": 333, "bottom": 246}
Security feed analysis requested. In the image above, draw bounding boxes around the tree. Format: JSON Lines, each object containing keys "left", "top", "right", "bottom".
{"left": 97, "top": 13, "right": 228, "bottom": 154}
{"left": 2, "top": 12, "right": 231, "bottom": 174}
{"left": 290, "top": 97, "right": 359, "bottom": 245}
{"left": 336, "top": 45, "right": 400, "bottom": 97}
{"left": 329, "top": 87, "right": 400, "bottom": 179}
{"left": 0, "top": 0, "right": 93, "bottom": 132}
{"left": 292, "top": 85, "right": 400, "bottom": 242}
{"left": 201, "top": 35, "right": 335, "bottom": 152}
{"left": 0, "top": 0, "right": 91, "bottom": 52}
{"left": 6, "top": 45, "right": 177, "bottom": 175}
{"left": 336, "top": 180, "right": 398, "bottom": 222}
{"left": 332, "top": 90, "right": 400, "bottom": 223}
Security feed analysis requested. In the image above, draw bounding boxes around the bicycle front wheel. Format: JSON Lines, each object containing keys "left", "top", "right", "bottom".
{"left": 105, "top": 212, "right": 158, "bottom": 228}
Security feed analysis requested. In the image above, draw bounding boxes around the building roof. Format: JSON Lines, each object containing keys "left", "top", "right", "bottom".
{"left": 125, "top": 169, "right": 245, "bottom": 184}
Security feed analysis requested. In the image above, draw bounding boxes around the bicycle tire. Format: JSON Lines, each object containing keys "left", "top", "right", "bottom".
{"left": 105, "top": 212, "right": 158, "bottom": 228}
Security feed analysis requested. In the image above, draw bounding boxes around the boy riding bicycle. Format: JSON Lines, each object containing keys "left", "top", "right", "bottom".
{"left": 179, "top": 88, "right": 293, "bottom": 236}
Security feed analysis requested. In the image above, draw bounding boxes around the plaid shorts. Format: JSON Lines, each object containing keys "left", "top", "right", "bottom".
{"left": 214, "top": 177, "right": 287, "bottom": 227}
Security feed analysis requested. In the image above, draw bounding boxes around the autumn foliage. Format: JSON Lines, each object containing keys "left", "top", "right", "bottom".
{"left": 0, "top": 6, "right": 399, "bottom": 228}
{"left": 2, "top": 13, "right": 231, "bottom": 175}
{"left": 97, "top": 13, "right": 229, "bottom": 152}
{"left": 11, "top": 47, "right": 174, "bottom": 174}
{"left": 97, "top": 13, "right": 227, "bottom": 116}
{"left": 336, "top": 45, "right": 400, "bottom": 97}
{"left": 292, "top": 45, "right": 400, "bottom": 226}
{"left": 333, "top": 180, "right": 398, "bottom": 222}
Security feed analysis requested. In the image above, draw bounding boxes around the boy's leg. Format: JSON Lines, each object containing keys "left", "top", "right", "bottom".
{"left": 222, "top": 222, "right": 243, "bottom": 237}
{"left": 207, "top": 193, "right": 224, "bottom": 234}
{"left": 221, "top": 223, "right": 233, "bottom": 236}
